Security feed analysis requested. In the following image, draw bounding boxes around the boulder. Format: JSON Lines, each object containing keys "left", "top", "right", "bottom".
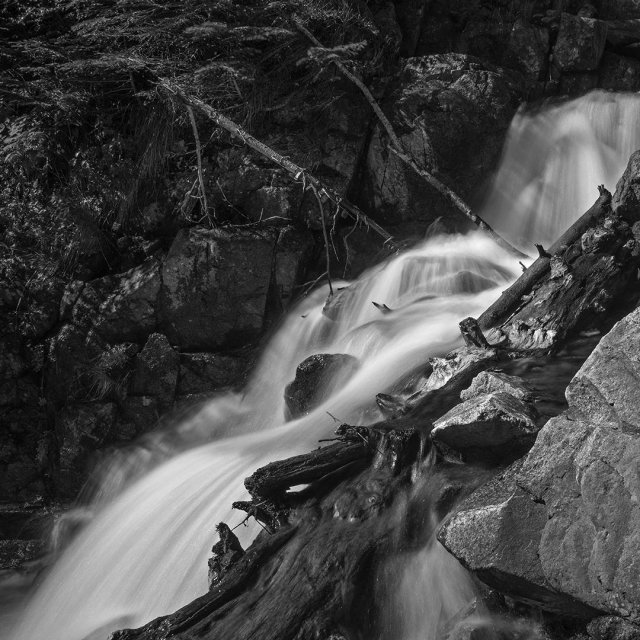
{"left": 177, "top": 353, "right": 248, "bottom": 395}
{"left": 439, "top": 305, "right": 640, "bottom": 622}
{"left": 552, "top": 13, "right": 607, "bottom": 72}
{"left": 460, "top": 371, "right": 534, "bottom": 402}
{"left": 159, "top": 227, "right": 310, "bottom": 350}
{"left": 130, "top": 333, "right": 179, "bottom": 407}
{"left": 431, "top": 392, "right": 538, "bottom": 462}
{"left": 599, "top": 53, "right": 640, "bottom": 92}
{"left": 284, "top": 354, "right": 359, "bottom": 419}
{"left": 362, "top": 54, "right": 522, "bottom": 230}
{"left": 613, "top": 150, "right": 640, "bottom": 223}
{"left": 90, "top": 258, "right": 162, "bottom": 343}
{"left": 117, "top": 396, "right": 160, "bottom": 438}
{"left": 507, "top": 18, "right": 550, "bottom": 80}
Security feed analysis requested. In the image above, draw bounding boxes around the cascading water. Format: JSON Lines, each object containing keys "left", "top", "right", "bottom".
{"left": 6, "top": 90, "right": 640, "bottom": 640}
{"left": 481, "top": 90, "right": 640, "bottom": 248}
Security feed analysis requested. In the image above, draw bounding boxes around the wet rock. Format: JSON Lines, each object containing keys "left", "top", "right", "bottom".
{"left": 130, "top": 333, "right": 179, "bottom": 407}
{"left": 439, "top": 306, "right": 640, "bottom": 622}
{"left": 613, "top": 150, "right": 640, "bottom": 223}
{"left": 177, "top": 353, "right": 248, "bottom": 394}
{"left": 284, "top": 354, "right": 359, "bottom": 419}
{"left": 552, "top": 13, "right": 607, "bottom": 72}
{"left": 0, "top": 540, "right": 43, "bottom": 570}
{"left": 208, "top": 522, "right": 244, "bottom": 589}
{"left": 56, "top": 402, "right": 118, "bottom": 499}
{"left": 432, "top": 392, "right": 538, "bottom": 463}
{"left": 362, "top": 53, "right": 522, "bottom": 230}
{"left": 460, "top": 371, "right": 534, "bottom": 403}
{"left": 118, "top": 396, "right": 160, "bottom": 438}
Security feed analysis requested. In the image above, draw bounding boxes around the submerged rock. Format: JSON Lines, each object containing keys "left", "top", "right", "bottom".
{"left": 432, "top": 392, "right": 538, "bottom": 463}
{"left": 284, "top": 354, "right": 359, "bottom": 420}
{"left": 439, "top": 305, "right": 640, "bottom": 622}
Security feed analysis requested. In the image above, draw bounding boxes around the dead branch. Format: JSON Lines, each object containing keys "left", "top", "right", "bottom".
{"left": 186, "top": 105, "right": 213, "bottom": 223}
{"left": 158, "top": 79, "right": 396, "bottom": 247}
{"left": 293, "top": 18, "right": 527, "bottom": 260}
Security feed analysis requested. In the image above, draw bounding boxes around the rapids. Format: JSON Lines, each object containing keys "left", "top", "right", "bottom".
{"left": 6, "top": 90, "right": 640, "bottom": 640}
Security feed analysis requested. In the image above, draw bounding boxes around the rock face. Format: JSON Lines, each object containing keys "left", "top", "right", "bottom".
{"left": 284, "top": 354, "right": 359, "bottom": 419}
{"left": 439, "top": 305, "right": 640, "bottom": 623}
{"left": 553, "top": 13, "right": 608, "bottom": 72}
{"left": 160, "top": 227, "right": 309, "bottom": 350}
{"left": 613, "top": 150, "right": 640, "bottom": 222}
{"left": 362, "top": 53, "right": 523, "bottom": 232}
{"left": 432, "top": 392, "right": 538, "bottom": 463}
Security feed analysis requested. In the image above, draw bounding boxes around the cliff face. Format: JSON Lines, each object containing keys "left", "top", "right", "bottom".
{"left": 3, "top": 0, "right": 640, "bottom": 573}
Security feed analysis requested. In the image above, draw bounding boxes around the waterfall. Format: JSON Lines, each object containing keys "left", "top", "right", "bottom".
{"left": 481, "top": 90, "right": 640, "bottom": 248}
{"left": 6, "top": 90, "right": 640, "bottom": 640}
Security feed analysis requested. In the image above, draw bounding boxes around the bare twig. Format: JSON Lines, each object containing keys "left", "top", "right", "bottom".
{"left": 186, "top": 105, "right": 213, "bottom": 223}
{"left": 158, "top": 78, "right": 396, "bottom": 247}
{"left": 293, "top": 18, "right": 527, "bottom": 260}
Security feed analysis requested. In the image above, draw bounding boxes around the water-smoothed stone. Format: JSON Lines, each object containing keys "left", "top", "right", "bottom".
{"left": 432, "top": 392, "right": 538, "bottom": 463}
{"left": 553, "top": 13, "right": 607, "bottom": 72}
{"left": 439, "top": 306, "right": 640, "bottom": 622}
{"left": 460, "top": 371, "right": 534, "bottom": 403}
{"left": 284, "top": 354, "right": 359, "bottom": 419}
{"left": 599, "top": 53, "right": 640, "bottom": 92}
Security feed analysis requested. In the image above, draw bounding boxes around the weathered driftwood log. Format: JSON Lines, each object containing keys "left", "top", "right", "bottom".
{"left": 480, "top": 186, "right": 640, "bottom": 350}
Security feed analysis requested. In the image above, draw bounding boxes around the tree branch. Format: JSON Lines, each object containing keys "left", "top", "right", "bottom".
{"left": 293, "top": 18, "right": 527, "bottom": 260}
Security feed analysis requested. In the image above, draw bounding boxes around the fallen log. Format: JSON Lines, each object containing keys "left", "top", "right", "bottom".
{"left": 157, "top": 78, "right": 396, "bottom": 248}
{"left": 112, "top": 178, "right": 640, "bottom": 640}
{"left": 479, "top": 186, "right": 640, "bottom": 350}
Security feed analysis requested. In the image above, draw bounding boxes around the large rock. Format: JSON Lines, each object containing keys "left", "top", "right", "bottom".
{"left": 284, "top": 354, "right": 359, "bottom": 419}
{"left": 87, "top": 258, "right": 162, "bottom": 343}
{"left": 362, "top": 54, "right": 522, "bottom": 231}
{"left": 460, "top": 371, "right": 533, "bottom": 402}
{"left": 439, "top": 305, "right": 640, "bottom": 622}
{"left": 432, "top": 392, "right": 538, "bottom": 463}
{"left": 159, "top": 227, "right": 310, "bottom": 350}
{"left": 552, "top": 13, "right": 607, "bottom": 72}
{"left": 613, "top": 150, "right": 640, "bottom": 222}
{"left": 507, "top": 18, "right": 550, "bottom": 80}
{"left": 177, "top": 353, "right": 248, "bottom": 395}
